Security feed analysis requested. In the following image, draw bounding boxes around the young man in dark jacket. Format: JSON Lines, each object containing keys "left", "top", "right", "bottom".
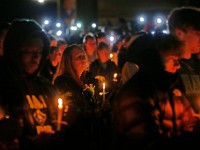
{"left": 0, "top": 19, "right": 60, "bottom": 150}
{"left": 167, "top": 7, "right": 200, "bottom": 114}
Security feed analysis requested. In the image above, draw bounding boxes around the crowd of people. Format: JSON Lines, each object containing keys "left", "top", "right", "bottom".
{"left": 0, "top": 6, "right": 200, "bottom": 150}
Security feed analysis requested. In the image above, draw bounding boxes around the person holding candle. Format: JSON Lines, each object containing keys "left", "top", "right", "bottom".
{"left": 0, "top": 19, "right": 60, "bottom": 150}
{"left": 53, "top": 44, "right": 107, "bottom": 149}
{"left": 112, "top": 33, "right": 200, "bottom": 149}
{"left": 167, "top": 6, "right": 200, "bottom": 116}
{"left": 89, "top": 42, "right": 120, "bottom": 105}
{"left": 89, "top": 42, "right": 120, "bottom": 84}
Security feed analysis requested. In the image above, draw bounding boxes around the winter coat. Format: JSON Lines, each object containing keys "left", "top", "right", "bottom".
{"left": 111, "top": 33, "right": 200, "bottom": 149}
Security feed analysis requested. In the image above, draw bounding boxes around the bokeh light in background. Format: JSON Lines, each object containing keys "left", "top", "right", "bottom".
{"left": 1, "top": 0, "right": 200, "bottom": 43}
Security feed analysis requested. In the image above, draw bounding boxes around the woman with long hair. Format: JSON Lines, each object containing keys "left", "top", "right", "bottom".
{"left": 53, "top": 44, "right": 106, "bottom": 149}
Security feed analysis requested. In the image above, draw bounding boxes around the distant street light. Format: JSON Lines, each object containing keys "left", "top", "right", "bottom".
{"left": 138, "top": 15, "right": 146, "bottom": 24}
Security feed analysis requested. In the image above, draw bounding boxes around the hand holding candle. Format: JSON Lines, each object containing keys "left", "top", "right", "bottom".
{"left": 102, "top": 82, "right": 106, "bottom": 106}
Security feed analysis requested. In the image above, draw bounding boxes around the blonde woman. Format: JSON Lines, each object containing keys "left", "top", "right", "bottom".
{"left": 53, "top": 44, "right": 105, "bottom": 149}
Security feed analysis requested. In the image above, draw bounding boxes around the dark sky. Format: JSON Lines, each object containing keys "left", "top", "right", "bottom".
{"left": 0, "top": 0, "right": 57, "bottom": 22}
{"left": 1, "top": 0, "right": 200, "bottom": 23}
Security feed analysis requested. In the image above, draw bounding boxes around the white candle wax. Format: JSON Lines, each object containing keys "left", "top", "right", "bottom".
{"left": 57, "top": 98, "right": 63, "bottom": 131}
{"left": 103, "top": 82, "right": 106, "bottom": 103}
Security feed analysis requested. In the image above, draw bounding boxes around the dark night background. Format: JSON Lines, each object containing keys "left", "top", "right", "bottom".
{"left": 0, "top": 0, "right": 200, "bottom": 25}
{"left": 0, "top": 0, "right": 57, "bottom": 22}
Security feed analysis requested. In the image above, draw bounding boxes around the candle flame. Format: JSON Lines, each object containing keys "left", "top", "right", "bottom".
{"left": 58, "top": 98, "right": 63, "bottom": 109}
{"left": 103, "top": 83, "right": 105, "bottom": 90}
{"left": 110, "top": 53, "right": 113, "bottom": 58}
{"left": 114, "top": 73, "right": 117, "bottom": 78}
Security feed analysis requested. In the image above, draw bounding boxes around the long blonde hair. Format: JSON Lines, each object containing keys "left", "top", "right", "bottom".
{"left": 53, "top": 44, "right": 87, "bottom": 86}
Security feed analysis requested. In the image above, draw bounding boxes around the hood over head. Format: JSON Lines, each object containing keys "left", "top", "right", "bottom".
{"left": 127, "top": 33, "right": 183, "bottom": 90}
{"left": 127, "top": 33, "right": 161, "bottom": 74}
{"left": 127, "top": 33, "right": 183, "bottom": 75}
{"left": 3, "top": 19, "right": 50, "bottom": 78}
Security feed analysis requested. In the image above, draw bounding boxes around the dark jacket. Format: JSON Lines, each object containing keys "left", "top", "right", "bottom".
{"left": 0, "top": 19, "right": 59, "bottom": 150}
{"left": 117, "top": 46, "right": 128, "bottom": 73}
{"left": 89, "top": 59, "right": 120, "bottom": 92}
{"left": 54, "top": 73, "right": 104, "bottom": 149}
{"left": 176, "top": 58, "right": 200, "bottom": 113}
{"left": 89, "top": 59, "right": 119, "bottom": 82}
{"left": 40, "top": 60, "right": 57, "bottom": 82}
{"left": 112, "top": 33, "right": 199, "bottom": 149}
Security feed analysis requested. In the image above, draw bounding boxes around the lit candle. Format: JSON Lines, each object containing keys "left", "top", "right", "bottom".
{"left": 103, "top": 82, "right": 106, "bottom": 104}
{"left": 113, "top": 73, "right": 118, "bottom": 82}
{"left": 110, "top": 53, "right": 113, "bottom": 59}
{"left": 57, "top": 98, "right": 63, "bottom": 131}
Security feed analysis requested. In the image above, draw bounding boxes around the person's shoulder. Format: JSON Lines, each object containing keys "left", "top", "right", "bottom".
{"left": 108, "top": 59, "right": 117, "bottom": 66}
{"left": 54, "top": 74, "right": 73, "bottom": 84}
{"left": 178, "top": 60, "right": 196, "bottom": 75}
{"left": 37, "top": 75, "right": 54, "bottom": 86}
{"left": 89, "top": 59, "right": 99, "bottom": 67}
{"left": 54, "top": 74, "right": 67, "bottom": 81}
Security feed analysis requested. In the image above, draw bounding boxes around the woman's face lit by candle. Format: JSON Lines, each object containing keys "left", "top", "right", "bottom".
{"left": 71, "top": 48, "right": 88, "bottom": 77}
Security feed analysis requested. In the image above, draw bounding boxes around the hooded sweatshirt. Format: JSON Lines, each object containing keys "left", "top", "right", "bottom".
{"left": 0, "top": 19, "right": 58, "bottom": 150}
